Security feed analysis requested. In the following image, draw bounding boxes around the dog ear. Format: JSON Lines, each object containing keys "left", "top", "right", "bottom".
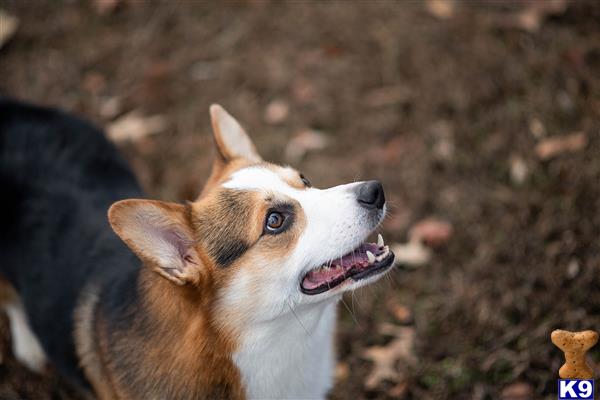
{"left": 210, "top": 104, "right": 262, "bottom": 163}
{"left": 108, "top": 199, "right": 202, "bottom": 286}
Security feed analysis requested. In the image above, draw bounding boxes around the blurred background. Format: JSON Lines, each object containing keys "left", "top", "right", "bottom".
{"left": 0, "top": 1, "right": 599, "bottom": 399}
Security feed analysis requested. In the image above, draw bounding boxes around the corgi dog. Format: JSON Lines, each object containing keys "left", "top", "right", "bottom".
{"left": 0, "top": 98, "right": 395, "bottom": 399}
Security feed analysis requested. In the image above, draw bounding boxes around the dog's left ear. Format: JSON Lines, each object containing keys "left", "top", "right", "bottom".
{"left": 210, "top": 104, "right": 262, "bottom": 163}
{"left": 108, "top": 200, "right": 203, "bottom": 286}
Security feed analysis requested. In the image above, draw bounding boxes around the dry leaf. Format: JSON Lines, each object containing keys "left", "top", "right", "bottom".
{"left": 500, "top": 382, "right": 534, "bottom": 400}
{"left": 0, "top": 10, "right": 18, "bottom": 49}
{"left": 391, "top": 240, "right": 431, "bottom": 268}
{"left": 362, "top": 324, "right": 416, "bottom": 389}
{"left": 264, "top": 99, "right": 289, "bottom": 125}
{"left": 285, "top": 129, "right": 328, "bottom": 163}
{"left": 494, "top": 0, "right": 568, "bottom": 32}
{"left": 409, "top": 218, "right": 453, "bottom": 248}
{"left": 93, "top": 0, "right": 120, "bottom": 15}
{"left": 535, "top": 132, "right": 587, "bottom": 160}
{"left": 425, "top": 0, "right": 455, "bottom": 20}
{"left": 99, "top": 96, "right": 123, "bottom": 120}
{"left": 510, "top": 156, "right": 528, "bottom": 185}
{"left": 566, "top": 259, "right": 580, "bottom": 280}
{"left": 528, "top": 117, "right": 546, "bottom": 139}
{"left": 430, "top": 120, "right": 454, "bottom": 162}
{"left": 107, "top": 111, "right": 167, "bottom": 143}
{"left": 386, "top": 299, "right": 413, "bottom": 324}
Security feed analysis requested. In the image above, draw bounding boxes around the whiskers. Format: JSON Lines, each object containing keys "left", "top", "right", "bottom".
{"left": 286, "top": 300, "right": 309, "bottom": 335}
{"left": 340, "top": 295, "right": 360, "bottom": 327}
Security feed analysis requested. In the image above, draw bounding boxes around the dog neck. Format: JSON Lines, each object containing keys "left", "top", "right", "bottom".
{"left": 88, "top": 268, "right": 245, "bottom": 399}
{"left": 232, "top": 299, "right": 338, "bottom": 399}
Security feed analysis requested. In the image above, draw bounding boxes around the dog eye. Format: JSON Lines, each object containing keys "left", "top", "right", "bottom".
{"left": 265, "top": 212, "right": 286, "bottom": 233}
{"left": 300, "top": 173, "right": 311, "bottom": 188}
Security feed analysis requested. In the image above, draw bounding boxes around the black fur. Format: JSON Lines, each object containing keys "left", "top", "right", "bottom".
{"left": 195, "top": 191, "right": 252, "bottom": 268}
{"left": 0, "top": 98, "right": 144, "bottom": 388}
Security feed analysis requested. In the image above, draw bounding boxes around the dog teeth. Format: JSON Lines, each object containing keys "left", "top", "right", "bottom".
{"left": 377, "top": 234, "right": 384, "bottom": 248}
{"left": 366, "top": 251, "right": 376, "bottom": 264}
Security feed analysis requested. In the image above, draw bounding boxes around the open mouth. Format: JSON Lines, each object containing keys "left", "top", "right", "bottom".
{"left": 301, "top": 234, "right": 395, "bottom": 295}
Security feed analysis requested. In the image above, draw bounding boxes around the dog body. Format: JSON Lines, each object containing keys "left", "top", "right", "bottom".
{"left": 0, "top": 98, "right": 394, "bottom": 399}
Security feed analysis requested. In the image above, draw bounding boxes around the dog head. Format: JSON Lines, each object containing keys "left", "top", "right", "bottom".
{"left": 109, "top": 105, "right": 394, "bottom": 324}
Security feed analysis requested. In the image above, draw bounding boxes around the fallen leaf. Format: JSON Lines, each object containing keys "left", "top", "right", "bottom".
{"left": 362, "top": 324, "right": 416, "bottom": 389}
{"left": 386, "top": 299, "right": 413, "bottom": 324}
{"left": 430, "top": 120, "right": 454, "bottom": 162}
{"left": 390, "top": 240, "right": 431, "bottom": 269}
{"left": 107, "top": 111, "right": 167, "bottom": 143}
{"left": 409, "top": 218, "right": 453, "bottom": 248}
{"left": 566, "top": 259, "right": 580, "bottom": 280}
{"left": 510, "top": 156, "right": 528, "bottom": 186}
{"left": 264, "top": 99, "right": 289, "bottom": 125}
{"left": 528, "top": 117, "right": 546, "bottom": 139}
{"left": 493, "top": 0, "right": 568, "bottom": 32}
{"left": 285, "top": 129, "right": 329, "bottom": 163}
{"left": 425, "top": 0, "right": 455, "bottom": 20}
{"left": 93, "top": 0, "right": 121, "bottom": 15}
{"left": 534, "top": 132, "right": 587, "bottom": 160}
{"left": 0, "top": 10, "right": 18, "bottom": 49}
{"left": 99, "top": 96, "right": 123, "bottom": 120}
{"left": 500, "top": 382, "right": 534, "bottom": 400}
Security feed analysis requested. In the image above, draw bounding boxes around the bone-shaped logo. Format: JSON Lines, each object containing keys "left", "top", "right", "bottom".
{"left": 551, "top": 329, "right": 598, "bottom": 379}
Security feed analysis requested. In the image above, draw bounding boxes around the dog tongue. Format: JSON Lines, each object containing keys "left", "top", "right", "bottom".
{"left": 302, "top": 266, "right": 346, "bottom": 290}
{"left": 302, "top": 243, "right": 381, "bottom": 290}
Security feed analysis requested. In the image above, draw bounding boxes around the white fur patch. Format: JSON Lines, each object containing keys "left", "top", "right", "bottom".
{"left": 3, "top": 298, "right": 47, "bottom": 372}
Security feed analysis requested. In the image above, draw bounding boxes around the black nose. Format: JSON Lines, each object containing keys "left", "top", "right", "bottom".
{"left": 355, "top": 180, "right": 385, "bottom": 210}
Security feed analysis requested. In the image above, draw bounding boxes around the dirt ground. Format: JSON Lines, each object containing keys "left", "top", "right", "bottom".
{"left": 1, "top": 1, "right": 599, "bottom": 399}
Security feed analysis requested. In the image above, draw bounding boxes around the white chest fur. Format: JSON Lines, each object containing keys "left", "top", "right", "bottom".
{"left": 233, "top": 302, "right": 337, "bottom": 400}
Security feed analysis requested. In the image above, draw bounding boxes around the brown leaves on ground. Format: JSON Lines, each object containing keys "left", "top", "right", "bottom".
{"left": 93, "top": 0, "right": 121, "bottom": 16}
{"left": 390, "top": 217, "right": 453, "bottom": 268}
{"left": 264, "top": 99, "right": 289, "bottom": 125}
{"left": 362, "top": 324, "right": 416, "bottom": 393}
{"left": 508, "top": 0, "right": 569, "bottom": 32}
{"left": 535, "top": 132, "right": 588, "bottom": 160}
{"left": 0, "top": 10, "right": 18, "bottom": 49}
{"left": 284, "top": 129, "right": 329, "bottom": 163}
{"left": 500, "top": 382, "right": 534, "bottom": 400}
{"left": 425, "top": 0, "right": 456, "bottom": 20}
{"left": 409, "top": 218, "right": 453, "bottom": 248}
{"left": 391, "top": 240, "right": 432, "bottom": 269}
{"left": 106, "top": 111, "right": 167, "bottom": 143}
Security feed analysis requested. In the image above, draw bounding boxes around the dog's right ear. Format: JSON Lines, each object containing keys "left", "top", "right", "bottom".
{"left": 210, "top": 104, "right": 262, "bottom": 163}
{"left": 108, "top": 199, "right": 203, "bottom": 286}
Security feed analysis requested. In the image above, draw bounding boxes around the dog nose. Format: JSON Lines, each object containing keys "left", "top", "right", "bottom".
{"left": 355, "top": 180, "right": 385, "bottom": 210}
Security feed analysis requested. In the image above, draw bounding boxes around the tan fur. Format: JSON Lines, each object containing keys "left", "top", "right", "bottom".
{"left": 265, "top": 164, "right": 308, "bottom": 190}
{"left": 0, "top": 276, "right": 17, "bottom": 305}
{"left": 75, "top": 269, "right": 244, "bottom": 399}
{"left": 74, "top": 285, "right": 117, "bottom": 400}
